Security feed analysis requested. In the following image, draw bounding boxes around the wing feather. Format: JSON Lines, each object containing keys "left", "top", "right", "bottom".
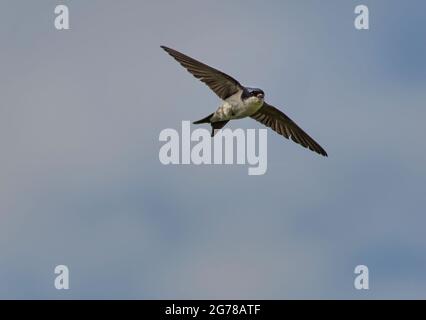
{"left": 161, "top": 46, "right": 243, "bottom": 100}
{"left": 251, "top": 102, "right": 328, "bottom": 156}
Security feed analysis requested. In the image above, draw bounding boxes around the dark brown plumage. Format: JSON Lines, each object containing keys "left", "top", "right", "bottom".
{"left": 251, "top": 103, "right": 327, "bottom": 156}
{"left": 161, "top": 46, "right": 242, "bottom": 100}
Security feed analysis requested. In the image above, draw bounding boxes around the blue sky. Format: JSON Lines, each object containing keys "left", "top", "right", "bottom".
{"left": 0, "top": 0, "right": 425, "bottom": 299}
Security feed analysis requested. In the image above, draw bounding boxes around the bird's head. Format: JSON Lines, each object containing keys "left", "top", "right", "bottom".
{"left": 243, "top": 87, "right": 265, "bottom": 104}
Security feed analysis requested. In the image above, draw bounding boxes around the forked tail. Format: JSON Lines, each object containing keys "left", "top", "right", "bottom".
{"left": 193, "top": 113, "right": 214, "bottom": 124}
{"left": 193, "top": 113, "right": 229, "bottom": 137}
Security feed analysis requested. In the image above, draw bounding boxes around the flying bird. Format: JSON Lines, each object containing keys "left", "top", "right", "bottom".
{"left": 161, "top": 46, "right": 327, "bottom": 157}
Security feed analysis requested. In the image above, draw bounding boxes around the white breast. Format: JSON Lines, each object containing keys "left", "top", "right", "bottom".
{"left": 211, "top": 90, "right": 264, "bottom": 121}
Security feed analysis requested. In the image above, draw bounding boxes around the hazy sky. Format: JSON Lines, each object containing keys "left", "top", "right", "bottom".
{"left": 1, "top": 0, "right": 426, "bottom": 299}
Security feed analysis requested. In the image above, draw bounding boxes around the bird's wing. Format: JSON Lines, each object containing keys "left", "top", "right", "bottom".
{"left": 161, "top": 46, "right": 243, "bottom": 100}
{"left": 251, "top": 102, "right": 328, "bottom": 156}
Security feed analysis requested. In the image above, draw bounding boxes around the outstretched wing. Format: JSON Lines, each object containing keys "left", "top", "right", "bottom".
{"left": 161, "top": 46, "right": 243, "bottom": 100}
{"left": 251, "top": 102, "right": 328, "bottom": 156}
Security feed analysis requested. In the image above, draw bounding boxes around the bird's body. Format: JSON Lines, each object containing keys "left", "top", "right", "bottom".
{"left": 161, "top": 45, "right": 328, "bottom": 157}
{"left": 211, "top": 89, "right": 264, "bottom": 122}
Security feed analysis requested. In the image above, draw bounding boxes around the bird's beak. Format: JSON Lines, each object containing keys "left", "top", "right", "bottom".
{"left": 257, "top": 93, "right": 264, "bottom": 99}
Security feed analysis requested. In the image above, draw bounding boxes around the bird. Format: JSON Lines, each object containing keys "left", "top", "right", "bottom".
{"left": 161, "top": 46, "right": 328, "bottom": 157}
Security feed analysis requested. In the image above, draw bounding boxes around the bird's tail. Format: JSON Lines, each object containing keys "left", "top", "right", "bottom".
{"left": 193, "top": 113, "right": 214, "bottom": 124}
{"left": 193, "top": 113, "right": 229, "bottom": 137}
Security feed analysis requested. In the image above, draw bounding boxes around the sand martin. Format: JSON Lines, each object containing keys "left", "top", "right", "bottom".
{"left": 161, "top": 46, "right": 327, "bottom": 157}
